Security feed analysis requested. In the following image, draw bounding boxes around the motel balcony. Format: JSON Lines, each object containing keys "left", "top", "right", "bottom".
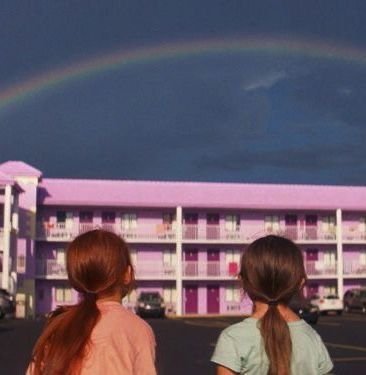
{"left": 343, "top": 261, "right": 366, "bottom": 276}
{"left": 304, "top": 261, "right": 337, "bottom": 277}
{"left": 37, "top": 222, "right": 176, "bottom": 242}
{"left": 134, "top": 261, "right": 176, "bottom": 279}
{"left": 342, "top": 226, "right": 366, "bottom": 241}
{"left": 182, "top": 261, "right": 240, "bottom": 279}
{"left": 182, "top": 224, "right": 336, "bottom": 243}
{"left": 36, "top": 260, "right": 67, "bottom": 279}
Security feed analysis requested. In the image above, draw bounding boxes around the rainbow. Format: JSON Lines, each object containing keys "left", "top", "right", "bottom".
{"left": 1, "top": 36, "right": 366, "bottom": 112}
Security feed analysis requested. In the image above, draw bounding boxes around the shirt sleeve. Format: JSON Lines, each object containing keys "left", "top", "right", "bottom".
{"left": 211, "top": 329, "right": 241, "bottom": 373}
{"left": 133, "top": 324, "right": 157, "bottom": 375}
{"left": 315, "top": 333, "right": 334, "bottom": 374}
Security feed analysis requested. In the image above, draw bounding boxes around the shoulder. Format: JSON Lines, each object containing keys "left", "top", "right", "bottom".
{"left": 96, "top": 303, "right": 155, "bottom": 345}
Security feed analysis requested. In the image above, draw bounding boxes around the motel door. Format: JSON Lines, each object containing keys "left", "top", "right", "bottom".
{"left": 184, "top": 249, "right": 198, "bottom": 277}
{"left": 285, "top": 215, "right": 298, "bottom": 240}
{"left": 185, "top": 285, "right": 198, "bottom": 314}
{"left": 306, "top": 249, "right": 319, "bottom": 275}
{"left": 207, "top": 285, "right": 220, "bottom": 314}
{"left": 306, "top": 215, "right": 317, "bottom": 240}
{"left": 184, "top": 213, "right": 198, "bottom": 239}
{"left": 207, "top": 214, "right": 220, "bottom": 240}
{"left": 207, "top": 249, "right": 220, "bottom": 276}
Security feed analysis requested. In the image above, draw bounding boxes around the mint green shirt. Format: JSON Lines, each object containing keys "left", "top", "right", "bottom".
{"left": 211, "top": 318, "right": 333, "bottom": 375}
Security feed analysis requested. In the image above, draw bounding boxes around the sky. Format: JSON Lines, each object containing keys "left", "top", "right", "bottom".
{"left": 1, "top": 1, "right": 366, "bottom": 185}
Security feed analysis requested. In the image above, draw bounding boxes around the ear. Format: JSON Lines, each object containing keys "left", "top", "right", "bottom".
{"left": 122, "top": 266, "right": 132, "bottom": 285}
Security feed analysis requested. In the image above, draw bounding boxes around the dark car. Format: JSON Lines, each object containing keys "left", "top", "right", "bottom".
{"left": 136, "top": 292, "right": 165, "bottom": 318}
{"left": 344, "top": 288, "right": 366, "bottom": 313}
{"left": 289, "top": 295, "right": 319, "bottom": 324}
{"left": 0, "top": 289, "right": 15, "bottom": 319}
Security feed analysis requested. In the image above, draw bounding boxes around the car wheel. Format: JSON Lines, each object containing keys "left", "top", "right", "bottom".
{"left": 337, "top": 310, "right": 342, "bottom": 316}
{"left": 0, "top": 309, "right": 5, "bottom": 319}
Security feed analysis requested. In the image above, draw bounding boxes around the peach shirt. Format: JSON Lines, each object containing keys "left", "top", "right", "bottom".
{"left": 80, "top": 301, "right": 157, "bottom": 375}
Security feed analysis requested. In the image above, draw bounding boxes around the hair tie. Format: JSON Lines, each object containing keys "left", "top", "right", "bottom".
{"left": 267, "top": 299, "right": 279, "bottom": 306}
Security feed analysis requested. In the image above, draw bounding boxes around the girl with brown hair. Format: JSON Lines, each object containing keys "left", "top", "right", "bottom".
{"left": 28, "top": 229, "right": 156, "bottom": 375}
{"left": 211, "top": 235, "right": 333, "bottom": 375}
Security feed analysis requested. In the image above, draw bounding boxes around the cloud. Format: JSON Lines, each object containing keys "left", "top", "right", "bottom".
{"left": 243, "top": 71, "right": 287, "bottom": 92}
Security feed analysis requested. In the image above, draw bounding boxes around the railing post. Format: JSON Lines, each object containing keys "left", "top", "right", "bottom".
{"left": 336, "top": 209, "right": 344, "bottom": 298}
{"left": 175, "top": 206, "right": 183, "bottom": 316}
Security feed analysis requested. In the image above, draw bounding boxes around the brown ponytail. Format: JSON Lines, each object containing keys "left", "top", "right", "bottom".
{"left": 240, "top": 235, "right": 306, "bottom": 375}
{"left": 31, "top": 230, "right": 134, "bottom": 374}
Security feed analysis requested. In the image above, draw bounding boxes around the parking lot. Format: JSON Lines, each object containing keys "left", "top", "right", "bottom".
{"left": 1, "top": 313, "right": 366, "bottom": 374}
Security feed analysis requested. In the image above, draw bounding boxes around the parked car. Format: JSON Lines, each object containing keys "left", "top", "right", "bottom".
{"left": 136, "top": 292, "right": 165, "bottom": 318}
{"left": 310, "top": 294, "right": 343, "bottom": 315}
{"left": 0, "top": 289, "right": 15, "bottom": 319}
{"left": 343, "top": 288, "right": 366, "bottom": 313}
{"left": 289, "top": 295, "right": 319, "bottom": 324}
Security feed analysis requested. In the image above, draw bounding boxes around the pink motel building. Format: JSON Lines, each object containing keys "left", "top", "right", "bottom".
{"left": 1, "top": 160, "right": 366, "bottom": 318}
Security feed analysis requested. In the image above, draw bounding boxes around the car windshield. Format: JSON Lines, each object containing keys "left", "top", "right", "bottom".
{"left": 139, "top": 293, "right": 162, "bottom": 303}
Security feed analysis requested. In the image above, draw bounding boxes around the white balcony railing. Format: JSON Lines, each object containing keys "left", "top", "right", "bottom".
{"left": 343, "top": 261, "right": 366, "bottom": 275}
{"left": 36, "top": 260, "right": 67, "bottom": 278}
{"left": 182, "top": 261, "right": 239, "bottom": 278}
{"left": 37, "top": 222, "right": 176, "bottom": 242}
{"left": 342, "top": 227, "right": 366, "bottom": 241}
{"left": 134, "top": 261, "right": 176, "bottom": 278}
{"left": 182, "top": 224, "right": 336, "bottom": 242}
{"left": 305, "top": 261, "right": 337, "bottom": 276}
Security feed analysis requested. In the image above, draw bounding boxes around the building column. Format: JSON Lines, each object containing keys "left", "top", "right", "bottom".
{"left": 336, "top": 208, "right": 344, "bottom": 298}
{"left": 2, "top": 184, "right": 12, "bottom": 290}
{"left": 175, "top": 206, "right": 183, "bottom": 316}
{"left": 12, "top": 192, "right": 19, "bottom": 232}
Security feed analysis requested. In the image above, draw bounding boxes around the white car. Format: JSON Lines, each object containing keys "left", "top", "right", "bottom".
{"left": 310, "top": 294, "right": 343, "bottom": 315}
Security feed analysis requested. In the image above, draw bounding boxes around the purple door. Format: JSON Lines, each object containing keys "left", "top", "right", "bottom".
{"left": 184, "top": 249, "right": 198, "bottom": 276}
{"left": 305, "top": 249, "right": 319, "bottom": 275}
{"left": 207, "top": 249, "right": 220, "bottom": 276}
{"left": 207, "top": 214, "right": 220, "bottom": 239}
{"left": 185, "top": 285, "right": 198, "bottom": 313}
{"left": 207, "top": 285, "right": 220, "bottom": 313}
{"left": 285, "top": 214, "right": 298, "bottom": 240}
{"left": 306, "top": 215, "right": 318, "bottom": 240}
{"left": 184, "top": 213, "right": 198, "bottom": 239}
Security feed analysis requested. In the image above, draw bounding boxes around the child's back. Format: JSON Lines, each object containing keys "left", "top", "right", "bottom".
{"left": 82, "top": 301, "right": 156, "bottom": 375}
{"left": 212, "top": 317, "right": 332, "bottom": 374}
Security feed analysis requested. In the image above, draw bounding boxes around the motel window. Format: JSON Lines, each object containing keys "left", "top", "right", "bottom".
{"left": 56, "top": 248, "right": 66, "bottom": 264}
{"left": 323, "top": 251, "right": 336, "bottom": 266}
{"left": 121, "top": 213, "right": 137, "bottom": 230}
{"left": 359, "top": 217, "right": 366, "bottom": 232}
{"left": 102, "top": 211, "right": 116, "bottom": 223}
{"left": 225, "top": 214, "right": 240, "bottom": 231}
{"left": 55, "top": 287, "right": 73, "bottom": 303}
{"left": 322, "top": 216, "right": 336, "bottom": 233}
{"left": 360, "top": 250, "right": 366, "bottom": 265}
{"left": 17, "top": 254, "right": 26, "bottom": 273}
{"left": 225, "top": 286, "right": 240, "bottom": 302}
{"left": 56, "top": 211, "right": 66, "bottom": 223}
{"left": 163, "top": 249, "right": 177, "bottom": 266}
{"left": 225, "top": 250, "right": 241, "bottom": 265}
{"left": 163, "top": 213, "right": 176, "bottom": 230}
{"left": 79, "top": 211, "right": 93, "bottom": 223}
{"left": 264, "top": 215, "right": 280, "bottom": 234}
{"left": 163, "top": 287, "right": 177, "bottom": 303}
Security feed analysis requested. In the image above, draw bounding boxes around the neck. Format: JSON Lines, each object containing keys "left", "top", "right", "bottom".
{"left": 96, "top": 290, "right": 122, "bottom": 304}
{"left": 251, "top": 300, "right": 300, "bottom": 322}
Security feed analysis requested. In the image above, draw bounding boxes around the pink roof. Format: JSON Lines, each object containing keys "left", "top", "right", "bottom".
{"left": 0, "top": 171, "right": 14, "bottom": 185}
{"left": 0, "top": 161, "right": 42, "bottom": 178}
{"left": 38, "top": 178, "right": 366, "bottom": 211}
